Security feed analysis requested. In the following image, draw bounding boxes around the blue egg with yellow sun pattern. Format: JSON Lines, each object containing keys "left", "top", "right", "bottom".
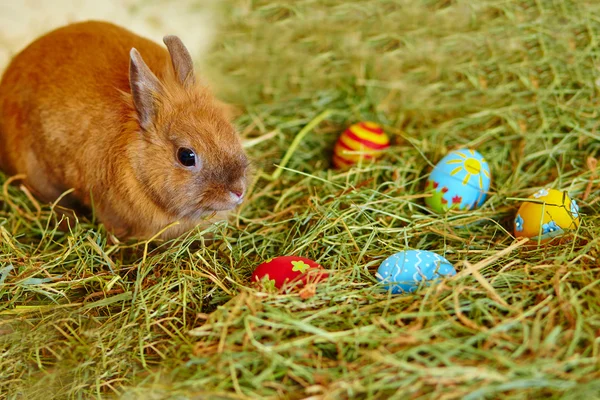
{"left": 376, "top": 250, "right": 456, "bottom": 294}
{"left": 425, "top": 149, "right": 491, "bottom": 213}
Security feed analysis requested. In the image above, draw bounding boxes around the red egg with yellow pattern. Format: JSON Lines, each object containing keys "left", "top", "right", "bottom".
{"left": 251, "top": 256, "right": 328, "bottom": 289}
{"left": 332, "top": 122, "right": 391, "bottom": 168}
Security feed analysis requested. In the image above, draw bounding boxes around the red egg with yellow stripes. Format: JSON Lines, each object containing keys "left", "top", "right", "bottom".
{"left": 332, "top": 122, "right": 391, "bottom": 168}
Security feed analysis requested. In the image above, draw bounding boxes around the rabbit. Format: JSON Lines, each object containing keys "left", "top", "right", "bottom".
{"left": 0, "top": 20, "right": 249, "bottom": 240}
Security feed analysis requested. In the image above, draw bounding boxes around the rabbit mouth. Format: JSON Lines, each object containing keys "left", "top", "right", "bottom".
{"left": 181, "top": 189, "right": 243, "bottom": 219}
{"left": 184, "top": 197, "right": 241, "bottom": 217}
{"left": 207, "top": 189, "right": 244, "bottom": 211}
{"left": 207, "top": 199, "right": 242, "bottom": 212}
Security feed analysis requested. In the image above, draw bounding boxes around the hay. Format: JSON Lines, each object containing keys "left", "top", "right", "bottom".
{"left": 1, "top": 0, "right": 599, "bottom": 399}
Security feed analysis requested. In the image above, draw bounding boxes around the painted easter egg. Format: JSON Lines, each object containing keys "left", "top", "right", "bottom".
{"left": 514, "top": 188, "right": 580, "bottom": 242}
{"left": 332, "top": 122, "right": 390, "bottom": 168}
{"left": 425, "top": 149, "right": 491, "bottom": 213}
{"left": 376, "top": 250, "right": 456, "bottom": 294}
{"left": 252, "top": 256, "right": 327, "bottom": 289}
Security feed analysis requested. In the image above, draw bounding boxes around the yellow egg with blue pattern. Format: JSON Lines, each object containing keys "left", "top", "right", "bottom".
{"left": 425, "top": 149, "right": 491, "bottom": 213}
{"left": 514, "top": 188, "right": 580, "bottom": 242}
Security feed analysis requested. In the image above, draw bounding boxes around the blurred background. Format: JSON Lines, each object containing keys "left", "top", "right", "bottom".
{"left": 1, "top": 0, "right": 597, "bottom": 209}
{"left": 0, "top": 0, "right": 217, "bottom": 73}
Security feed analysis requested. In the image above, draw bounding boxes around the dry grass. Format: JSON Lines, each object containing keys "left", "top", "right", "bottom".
{"left": 1, "top": 0, "right": 600, "bottom": 399}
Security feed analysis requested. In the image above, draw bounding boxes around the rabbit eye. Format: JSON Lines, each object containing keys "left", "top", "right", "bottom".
{"left": 177, "top": 147, "right": 196, "bottom": 167}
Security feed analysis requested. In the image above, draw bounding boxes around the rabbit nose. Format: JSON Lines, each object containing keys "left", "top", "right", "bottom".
{"left": 230, "top": 189, "right": 244, "bottom": 200}
{"left": 229, "top": 180, "right": 245, "bottom": 202}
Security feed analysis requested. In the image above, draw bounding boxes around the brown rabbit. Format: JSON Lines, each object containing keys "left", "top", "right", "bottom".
{"left": 0, "top": 21, "right": 249, "bottom": 240}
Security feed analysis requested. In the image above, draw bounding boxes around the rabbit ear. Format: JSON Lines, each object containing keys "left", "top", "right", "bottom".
{"left": 129, "top": 48, "right": 161, "bottom": 130}
{"left": 163, "top": 35, "right": 195, "bottom": 87}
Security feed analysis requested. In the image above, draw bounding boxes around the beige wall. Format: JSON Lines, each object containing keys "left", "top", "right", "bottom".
{"left": 0, "top": 0, "right": 216, "bottom": 73}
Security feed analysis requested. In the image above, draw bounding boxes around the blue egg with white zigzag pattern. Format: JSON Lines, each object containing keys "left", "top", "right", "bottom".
{"left": 376, "top": 250, "right": 456, "bottom": 294}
